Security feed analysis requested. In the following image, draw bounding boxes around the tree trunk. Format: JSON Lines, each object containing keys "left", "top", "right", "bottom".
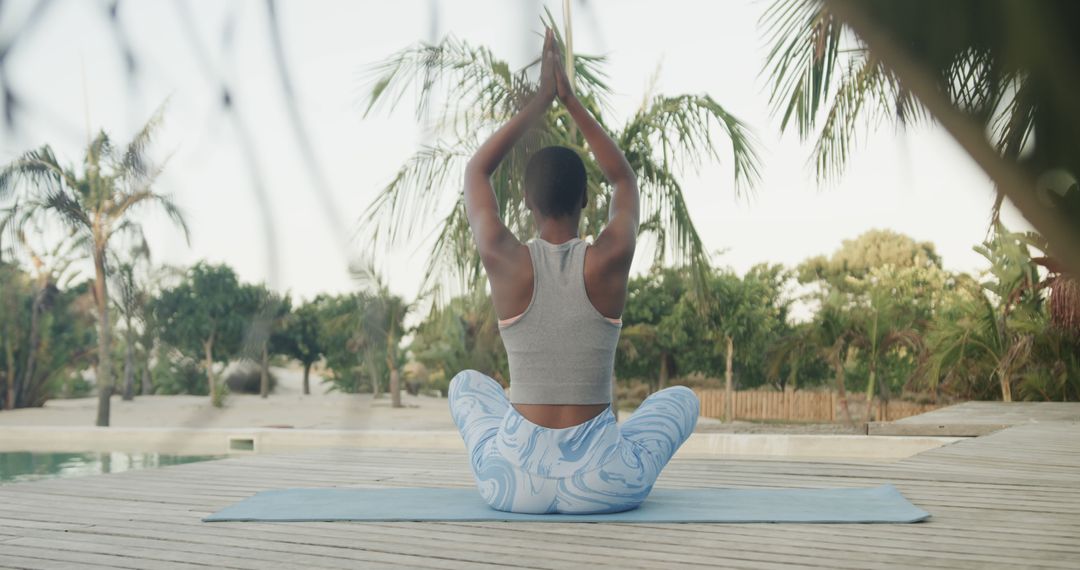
{"left": 302, "top": 362, "right": 311, "bottom": 395}
{"left": 19, "top": 288, "right": 45, "bottom": 409}
{"left": 865, "top": 366, "right": 877, "bottom": 402}
{"left": 141, "top": 344, "right": 153, "bottom": 396}
{"left": 835, "top": 360, "right": 854, "bottom": 426}
{"left": 260, "top": 343, "right": 269, "bottom": 398}
{"left": 658, "top": 352, "right": 668, "bottom": 391}
{"left": 865, "top": 363, "right": 877, "bottom": 422}
{"left": 367, "top": 357, "right": 381, "bottom": 398}
{"left": 203, "top": 334, "right": 218, "bottom": 406}
{"left": 4, "top": 338, "right": 15, "bottom": 410}
{"left": 999, "top": 370, "right": 1013, "bottom": 402}
{"left": 389, "top": 363, "right": 402, "bottom": 408}
{"left": 93, "top": 250, "right": 112, "bottom": 427}
{"left": 998, "top": 314, "right": 1012, "bottom": 402}
{"left": 876, "top": 363, "right": 891, "bottom": 423}
{"left": 724, "top": 335, "right": 734, "bottom": 423}
{"left": 122, "top": 332, "right": 135, "bottom": 401}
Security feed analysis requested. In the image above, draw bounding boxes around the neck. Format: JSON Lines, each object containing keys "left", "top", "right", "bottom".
{"left": 536, "top": 217, "right": 580, "bottom": 244}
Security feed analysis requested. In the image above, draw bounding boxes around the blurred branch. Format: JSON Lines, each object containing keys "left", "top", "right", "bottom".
{"left": 826, "top": 0, "right": 1080, "bottom": 276}
{"left": 265, "top": 0, "right": 352, "bottom": 262}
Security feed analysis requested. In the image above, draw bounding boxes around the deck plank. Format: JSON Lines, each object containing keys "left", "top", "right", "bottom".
{"left": 1, "top": 404, "right": 1077, "bottom": 569}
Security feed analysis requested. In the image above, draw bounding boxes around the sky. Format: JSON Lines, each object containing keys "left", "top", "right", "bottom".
{"left": 0, "top": 0, "right": 1032, "bottom": 305}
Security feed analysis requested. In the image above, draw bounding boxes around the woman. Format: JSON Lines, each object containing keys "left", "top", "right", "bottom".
{"left": 448, "top": 29, "right": 699, "bottom": 514}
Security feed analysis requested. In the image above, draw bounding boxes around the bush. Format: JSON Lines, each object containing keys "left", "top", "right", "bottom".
{"left": 224, "top": 364, "right": 277, "bottom": 394}
{"left": 424, "top": 369, "right": 451, "bottom": 398}
{"left": 152, "top": 354, "right": 207, "bottom": 395}
{"left": 616, "top": 380, "right": 651, "bottom": 409}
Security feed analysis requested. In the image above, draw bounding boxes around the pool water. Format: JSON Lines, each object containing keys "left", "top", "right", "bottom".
{"left": 0, "top": 452, "right": 221, "bottom": 485}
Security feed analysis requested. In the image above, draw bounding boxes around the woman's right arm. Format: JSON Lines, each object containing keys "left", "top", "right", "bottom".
{"left": 555, "top": 53, "right": 639, "bottom": 270}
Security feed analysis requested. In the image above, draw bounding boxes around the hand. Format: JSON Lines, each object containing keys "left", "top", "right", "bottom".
{"left": 537, "top": 28, "right": 557, "bottom": 100}
{"left": 550, "top": 36, "right": 575, "bottom": 102}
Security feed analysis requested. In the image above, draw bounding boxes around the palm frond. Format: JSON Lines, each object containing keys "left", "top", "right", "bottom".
{"left": 85, "top": 131, "right": 113, "bottom": 176}
{"left": 421, "top": 196, "right": 484, "bottom": 299}
{"left": 358, "top": 143, "right": 472, "bottom": 250}
{"left": 761, "top": 0, "right": 845, "bottom": 136}
{"left": 42, "top": 190, "right": 91, "bottom": 231}
{"left": 809, "top": 54, "right": 886, "bottom": 183}
{"left": 633, "top": 155, "right": 708, "bottom": 270}
{"left": 0, "top": 146, "right": 78, "bottom": 199}
{"left": 624, "top": 94, "right": 761, "bottom": 194}
{"left": 108, "top": 191, "right": 190, "bottom": 245}
{"left": 121, "top": 100, "right": 169, "bottom": 180}
{"left": 107, "top": 219, "right": 149, "bottom": 256}
{"left": 362, "top": 34, "right": 610, "bottom": 138}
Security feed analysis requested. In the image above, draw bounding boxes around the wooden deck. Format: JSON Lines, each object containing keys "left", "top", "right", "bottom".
{"left": 868, "top": 401, "right": 1080, "bottom": 436}
{"left": 1, "top": 405, "right": 1078, "bottom": 569}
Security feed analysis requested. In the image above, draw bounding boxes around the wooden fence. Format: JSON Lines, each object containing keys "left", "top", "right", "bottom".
{"left": 694, "top": 389, "right": 943, "bottom": 423}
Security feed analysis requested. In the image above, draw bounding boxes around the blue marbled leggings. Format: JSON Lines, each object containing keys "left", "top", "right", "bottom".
{"left": 448, "top": 370, "right": 699, "bottom": 514}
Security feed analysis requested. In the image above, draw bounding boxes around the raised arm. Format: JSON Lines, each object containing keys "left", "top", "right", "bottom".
{"left": 464, "top": 30, "right": 557, "bottom": 272}
{"left": 553, "top": 47, "right": 639, "bottom": 270}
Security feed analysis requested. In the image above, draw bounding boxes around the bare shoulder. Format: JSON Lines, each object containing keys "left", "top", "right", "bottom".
{"left": 487, "top": 242, "right": 534, "bottom": 320}
{"left": 583, "top": 242, "right": 631, "bottom": 319}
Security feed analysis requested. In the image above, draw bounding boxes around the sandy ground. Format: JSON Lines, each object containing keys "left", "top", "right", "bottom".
{"left": 0, "top": 367, "right": 457, "bottom": 431}
{"left": 0, "top": 366, "right": 860, "bottom": 434}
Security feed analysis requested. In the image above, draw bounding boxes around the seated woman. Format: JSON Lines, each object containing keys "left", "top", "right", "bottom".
{"left": 448, "top": 29, "right": 699, "bottom": 515}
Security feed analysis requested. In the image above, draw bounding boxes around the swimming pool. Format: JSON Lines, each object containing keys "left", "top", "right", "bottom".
{"left": 0, "top": 451, "right": 221, "bottom": 485}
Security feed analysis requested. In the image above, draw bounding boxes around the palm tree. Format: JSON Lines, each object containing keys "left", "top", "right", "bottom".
{"left": 764, "top": 321, "right": 823, "bottom": 392}
{"left": 0, "top": 262, "right": 22, "bottom": 410}
{"left": 847, "top": 299, "right": 924, "bottom": 420}
{"left": 762, "top": 0, "right": 1080, "bottom": 268}
{"left": 359, "top": 21, "right": 760, "bottom": 297}
{"left": 239, "top": 285, "right": 292, "bottom": 400}
{"left": 351, "top": 261, "right": 411, "bottom": 408}
{"left": 409, "top": 291, "right": 509, "bottom": 392}
{"left": 278, "top": 299, "right": 324, "bottom": 396}
{"left": 110, "top": 244, "right": 153, "bottom": 401}
{"left": 0, "top": 107, "right": 189, "bottom": 426}
{"left": 0, "top": 223, "right": 82, "bottom": 409}
{"left": 769, "top": 293, "right": 857, "bottom": 424}
{"left": 761, "top": 0, "right": 924, "bottom": 184}
{"left": 924, "top": 225, "right": 1047, "bottom": 401}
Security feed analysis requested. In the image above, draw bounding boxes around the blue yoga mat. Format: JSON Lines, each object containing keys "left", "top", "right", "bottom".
{"left": 203, "top": 485, "right": 929, "bottom": 523}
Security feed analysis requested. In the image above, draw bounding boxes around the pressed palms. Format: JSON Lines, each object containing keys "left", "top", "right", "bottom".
{"left": 0, "top": 108, "right": 189, "bottom": 426}
{"left": 359, "top": 27, "right": 759, "bottom": 296}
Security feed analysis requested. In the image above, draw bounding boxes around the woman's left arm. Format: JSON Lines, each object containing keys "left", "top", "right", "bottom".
{"left": 464, "top": 29, "right": 557, "bottom": 271}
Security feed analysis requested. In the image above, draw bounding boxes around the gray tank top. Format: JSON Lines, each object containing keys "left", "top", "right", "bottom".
{"left": 500, "top": 238, "right": 622, "bottom": 405}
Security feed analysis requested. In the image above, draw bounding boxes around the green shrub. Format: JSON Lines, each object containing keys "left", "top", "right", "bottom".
{"left": 616, "top": 380, "right": 651, "bottom": 409}
{"left": 224, "top": 366, "right": 277, "bottom": 394}
{"left": 425, "top": 369, "right": 451, "bottom": 398}
{"left": 152, "top": 354, "right": 207, "bottom": 395}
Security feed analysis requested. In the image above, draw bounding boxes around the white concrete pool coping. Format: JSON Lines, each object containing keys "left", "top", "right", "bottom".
{"left": 0, "top": 426, "right": 962, "bottom": 461}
